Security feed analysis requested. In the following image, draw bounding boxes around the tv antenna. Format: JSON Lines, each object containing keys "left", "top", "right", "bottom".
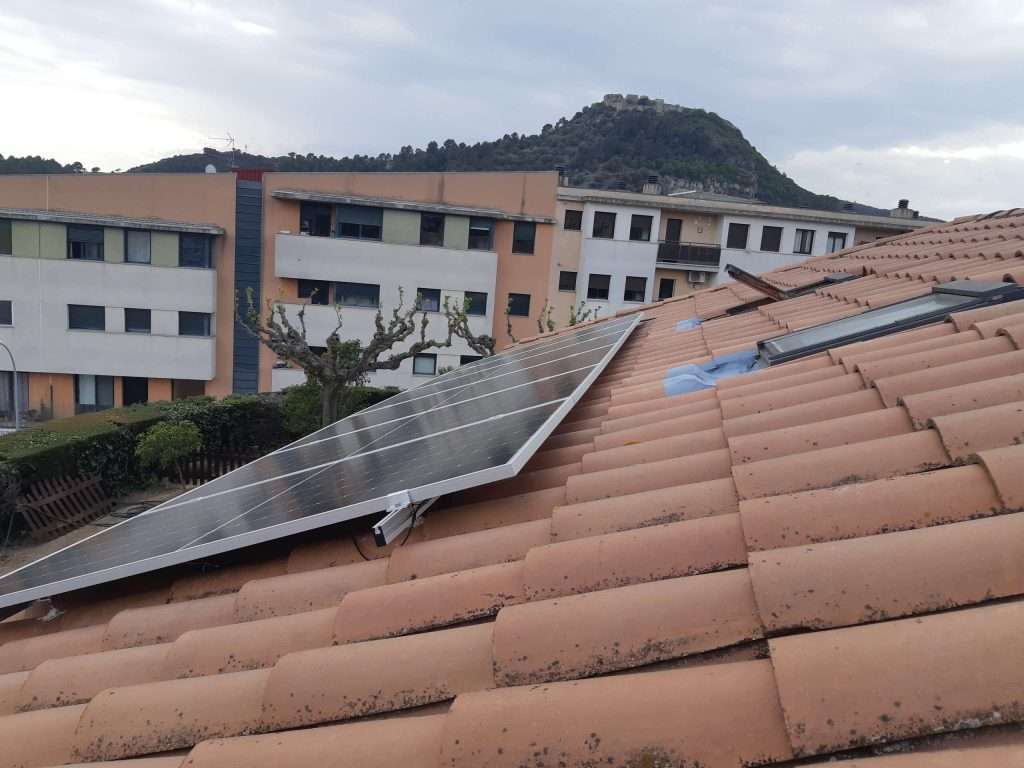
{"left": 209, "top": 132, "right": 247, "bottom": 154}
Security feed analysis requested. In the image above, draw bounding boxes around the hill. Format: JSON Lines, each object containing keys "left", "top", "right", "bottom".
{"left": 3, "top": 95, "right": 888, "bottom": 214}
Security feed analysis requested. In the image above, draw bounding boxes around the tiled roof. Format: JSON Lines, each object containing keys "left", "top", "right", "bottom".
{"left": 2, "top": 209, "right": 1024, "bottom": 767}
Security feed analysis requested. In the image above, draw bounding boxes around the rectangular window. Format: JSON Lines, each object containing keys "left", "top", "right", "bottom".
{"left": 336, "top": 205, "right": 382, "bottom": 240}
{"left": 558, "top": 270, "right": 577, "bottom": 292}
{"left": 179, "top": 234, "right": 212, "bottom": 268}
{"left": 178, "top": 311, "right": 211, "bottom": 337}
{"left": 726, "top": 223, "right": 750, "bottom": 249}
{"left": 467, "top": 218, "right": 494, "bottom": 250}
{"left": 587, "top": 274, "right": 611, "bottom": 301}
{"left": 623, "top": 276, "right": 647, "bottom": 303}
{"left": 0, "top": 371, "right": 28, "bottom": 421}
{"left": 124, "top": 308, "right": 151, "bottom": 334}
{"left": 507, "top": 293, "right": 531, "bottom": 316}
{"left": 125, "top": 230, "right": 151, "bottom": 264}
{"left": 664, "top": 218, "right": 682, "bottom": 242}
{"left": 658, "top": 278, "right": 675, "bottom": 300}
{"left": 417, "top": 288, "right": 442, "bottom": 312}
{"left": 412, "top": 353, "right": 437, "bottom": 376}
{"left": 827, "top": 231, "right": 848, "bottom": 253}
{"left": 592, "top": 211, "right": 616, "bottom": 239}
{"left": 0, "top": 220, "right": 11, "bottom": 255}
{"left": 67, "top": 225, "right": 104, "bottom": 261}
{"left": 0, "top": 300, "right": 10, "bottom": 326}
{"left": 794, "top": 228, "right": 815, "bottom": 255}
{"left": 629, "top": 214, "right": 653, "bottom": 242}
{"left": 298, "top": 279, "right": 331, "bottom": 306}
{"left": 335, "top": 282, "right": 380, "bottom": 308}
{"left": 465, "top": 291, "right": 487, "bottom": 316}
{"left": 172, "top": 379, "right": 205, "bottom": 400}
{"left": 68, "top": 304, "right": 105, "bottom": 331}
{"left": 75, "top": 374, "right": 114, "bottom": 414}
{"left": 300, "top": 202, "right": 332, "bottom": 237}
{"left": 760, "top": 226, "right": 783, "bottom": 252}
{"left": 563, "top": 209, "right": 583, "bottom": 231}
{"left": 419, "top": 213, "right": 445, "bottom": 246}
{"left": 460, "top": 355, "right": 482, "bottom": 366}
{"left": 512, "top": 221, "right": 536, "bottom": 254}
{"left": 122, "top": 377, "right": 148, "bottom": 407}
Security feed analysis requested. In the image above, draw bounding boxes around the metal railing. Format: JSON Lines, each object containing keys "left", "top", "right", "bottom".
{"left": 656, "top": 241, "right": 722, "bottom": 267}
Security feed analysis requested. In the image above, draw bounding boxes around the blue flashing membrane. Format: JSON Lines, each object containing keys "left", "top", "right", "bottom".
{"left": 675, "top": 317, "right": 702, "bottom": 332}
{"left": 663, "top": 349, "right": 763, "bottom": 397}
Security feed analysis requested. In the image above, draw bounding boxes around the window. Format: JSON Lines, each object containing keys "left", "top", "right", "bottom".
{"left": 592, "top": 211, "right": 616, "bottom": 239}
{"left": 298, "top": 279, "right": 331, "bottom": 306}
{"left": 587, "top": 273, "right": 611, "bottom": 300}
{"left": 558, "top": 270, "right": 577, "bottom": 292}
{"left": 75, "top": 374, "right": 114, "bottom": 414}
{"left": 726, "top": 223, "right": 749, "bottom": 249}
{"left": 629, "top": 215, "right": 653, "bottom": 242}
{"left": 178, "top": 311, "right": 211, "bottom": 336}
{"left": 664, "top": 218, "right": 682, "bottom": 242}
{"left": 0, "top": 371, "right": 28, "bottom": 421}
{"left": 300, "top": 203, "right": 332, "bottom": 237}
{"left": 419, "top": 213, "right": 445, "bottom": 246}
{"left": 67, "top": 225, "right": 104, "bottom": 261}
{"left": 0, "top": 300, "right": 10, "bottom": 326}
{"left": 512, "top": 221, "right": 536, "bottom": 254}
{"left": 827, "top": 231, "right": 848, "bottom": 253}
{"left": 760, "top": 226, "right": 783, "bottom": 253}
{"left": 412, "top": 353, "right": 437, "bottom": 376}
{"left": 507, "top": 293, "right": 531, "bottom": 316}
{"left": 179, "top": 234, "right": 212, "bottom": 268}
{"left": 460, "top": 355, "right": 482, "bottom": 366}
{"left": 124, "top": 308, "right": 151, "bottom": 334}
{"left": 794, "top": 229, "right": 815, "bottom": 255}
{"left": 122, "top": 377, "right": 148, "bottom": 407}
{"left": 335, "top": 282, "right": 380, "bottom": 308}
{"left": 172, "top": 379, "right": 205, "bottom": 400}
{"left": 0, "top": 220, "right": 11, "bottom": 255}
{"left": 417, "top": 288, "right": 441, "bottom": 312}
{"left": 623, "top": 276, "right": 647, "bottom": 303}
{"left": 69, "top": 304, "right": 105, "bottom": 331}
{"left": 658, "top": 278, "right": 675, "bottom": 300}
{"left": 465, "top": 291, "right": 487, "bottom": 316}
{"left": 468, "top": 218, "right": 494, "bottom": 250}
{"left": 563, "top": 209, "right": 583, "bottom": 231}
{"left": 337, "top": 205, "right": 382, "bottom": 240}
{"left": 125, "top": 230, "right": 151, "bottom": 264}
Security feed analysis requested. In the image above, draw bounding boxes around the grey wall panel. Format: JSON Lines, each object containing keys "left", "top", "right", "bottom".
{"left": 232, "top": 179, "right": 263, "bottom": 393}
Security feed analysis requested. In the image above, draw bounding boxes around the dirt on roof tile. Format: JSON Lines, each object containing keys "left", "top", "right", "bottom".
{"left": 930, "top": 400, "right": 1024, "bottom": 460}
{"left": 102, "top": 594, "right": 237, "bottom": 650}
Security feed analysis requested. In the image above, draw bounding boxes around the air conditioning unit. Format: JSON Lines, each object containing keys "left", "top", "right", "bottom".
{"left": 688, "top": 271, "right": 707, "bottom": 284}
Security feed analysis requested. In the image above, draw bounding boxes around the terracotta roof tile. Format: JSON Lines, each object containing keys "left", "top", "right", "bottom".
{"left": 770, "top": 601, "right": 1024, "bottom": 758}
{"left": 233, "top": 559, "right": 387, "bottom": 621}
{"left": 930, "top": 400, "right": 1024, "bottom": 460}
{"left": 0, "top": 703, "right": 85, "bottom": 768}
{"left": 977, "top": 444, "right": 1024, "bottom": 509}
{"left": 873, "top": 350, "right": 1024, "bottom": 406}
{"left": 0, "top": 625, "right": 105, "bottom": 674}
{"left": 101, "top": 594, "right": 237, "bottom": 650}
{"left": 0, "top": 671, "right": 29, "bottom": 716}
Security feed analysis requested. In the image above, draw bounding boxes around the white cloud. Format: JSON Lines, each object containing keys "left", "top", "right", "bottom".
{"left": 782, "top": 123, "right": 1024, "bottom": 219}
{"left": 232, "top": 19, "right": 276, "bottom": 37}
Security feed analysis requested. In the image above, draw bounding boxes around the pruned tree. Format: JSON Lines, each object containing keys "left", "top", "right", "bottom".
{"left": 239, "top": 288, "right": 495, "bottom": 426}
{"left": 136, "top": 421, "right": 203, "bottom": 490}
{"left": 537, "top": 299, "right": 556, "bottom": 334}
{"left": 568, "top": 301, "right": 599, "bottom": 326}
{"left": 505, "top": 299, "right": 519, "bottom": 344}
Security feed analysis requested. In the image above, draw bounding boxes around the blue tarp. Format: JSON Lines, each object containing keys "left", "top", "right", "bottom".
{"left": 675, "top": 317, "right": 702, "bottom": 332}
{"left": 663, "top": 348, "right": 761, "bottom": 397}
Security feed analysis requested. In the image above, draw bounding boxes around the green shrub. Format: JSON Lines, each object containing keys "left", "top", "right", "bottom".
{"left": 136, "top": 421, "right": 203, "bottom": 488}
{"left": 280, "top": 382, "right": 399, "bottom": 437}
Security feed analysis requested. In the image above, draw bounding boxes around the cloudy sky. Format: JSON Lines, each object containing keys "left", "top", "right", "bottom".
{"left": 2, "top": 0, "right": 1022, "bottom": 218}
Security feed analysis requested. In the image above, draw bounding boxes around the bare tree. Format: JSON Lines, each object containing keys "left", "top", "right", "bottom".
{"left": 239, "top": 288, "right": 495, "bottom": 425}
{"left": 568, "top": 300, "right": 599, "bottom": 326}
{"left": 537, "top": 299, "right": 556, "bottom": 334}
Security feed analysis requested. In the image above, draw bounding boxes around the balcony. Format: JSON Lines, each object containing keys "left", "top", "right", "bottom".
{"left": 656, "top": 241, "right": 722, "bottom": 271}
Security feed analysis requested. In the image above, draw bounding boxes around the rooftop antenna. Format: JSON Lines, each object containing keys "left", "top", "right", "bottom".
{"left": 208, "top": 132, "right": 246, "bottom": 169}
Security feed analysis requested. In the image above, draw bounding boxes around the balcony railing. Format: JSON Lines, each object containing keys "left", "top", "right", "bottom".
{"left": 656, "top": 241, "right": 722, "bottom": 267}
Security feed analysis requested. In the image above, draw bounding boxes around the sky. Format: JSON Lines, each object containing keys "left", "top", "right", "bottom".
{"left": 2, "top": 0, "right": 1022, "bottom": 219}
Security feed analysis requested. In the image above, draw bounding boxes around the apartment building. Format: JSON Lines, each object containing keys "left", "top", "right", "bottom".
{"left": 551, "top": 183, "right": 927, "bottom": 316}
{"left": 0, "top": 171, "right": 557, "bottom": 422}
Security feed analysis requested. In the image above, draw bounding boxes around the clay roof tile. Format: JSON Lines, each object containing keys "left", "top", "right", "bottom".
{"left": 930, "top": 400, "right": 1024, "bottom": 461}
{"left": 0, "top": 703, "right": 85, "bottom": 768}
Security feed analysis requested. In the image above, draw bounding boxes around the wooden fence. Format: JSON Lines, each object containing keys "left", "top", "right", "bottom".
{"left": 164, "top": 445, "right": 263, "bottom": 487}
{"left": 17, "top": 476, "right": 115, "bottom": 542}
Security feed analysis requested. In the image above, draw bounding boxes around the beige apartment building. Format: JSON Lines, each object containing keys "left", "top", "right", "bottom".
{"left": 0, "top": 169, "right": 925, "bottom": 422}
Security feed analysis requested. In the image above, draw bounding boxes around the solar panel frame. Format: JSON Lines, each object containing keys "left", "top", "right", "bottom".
{"left": 0, "top": 314, "right": 641, "bottom": 610}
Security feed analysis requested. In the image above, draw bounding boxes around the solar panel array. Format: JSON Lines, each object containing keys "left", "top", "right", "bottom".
{"left": 0, "top": 315, "right": 641, "bottom": 609}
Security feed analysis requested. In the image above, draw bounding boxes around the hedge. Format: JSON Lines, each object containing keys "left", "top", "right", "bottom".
{"left": 0, "top": 383, "right": 398, "bottom": 531}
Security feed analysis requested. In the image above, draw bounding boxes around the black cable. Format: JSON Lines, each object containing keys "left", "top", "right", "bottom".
{"left": 351, "top": 531, "right": 371, "bottom": 561}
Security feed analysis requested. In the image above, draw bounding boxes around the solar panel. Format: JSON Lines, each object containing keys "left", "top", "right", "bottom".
{"left": 0, "top": 315, "right": 641, "bottom": 610}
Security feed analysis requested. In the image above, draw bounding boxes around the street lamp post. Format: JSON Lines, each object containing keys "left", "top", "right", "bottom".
{"left": 0, "top": 342, "right": 19, "bottom": 431}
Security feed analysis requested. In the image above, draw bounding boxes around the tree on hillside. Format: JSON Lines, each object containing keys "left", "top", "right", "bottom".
{"left": 239, "top": 289, "right": 496, "bottom": 426}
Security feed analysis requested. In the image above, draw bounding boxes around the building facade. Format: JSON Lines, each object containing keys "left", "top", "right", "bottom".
{"left": 0, "top": 170, "right": 923, "bottom": 423}
{"left": 552, "top": 185, "right": 928, "bottom": 316}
